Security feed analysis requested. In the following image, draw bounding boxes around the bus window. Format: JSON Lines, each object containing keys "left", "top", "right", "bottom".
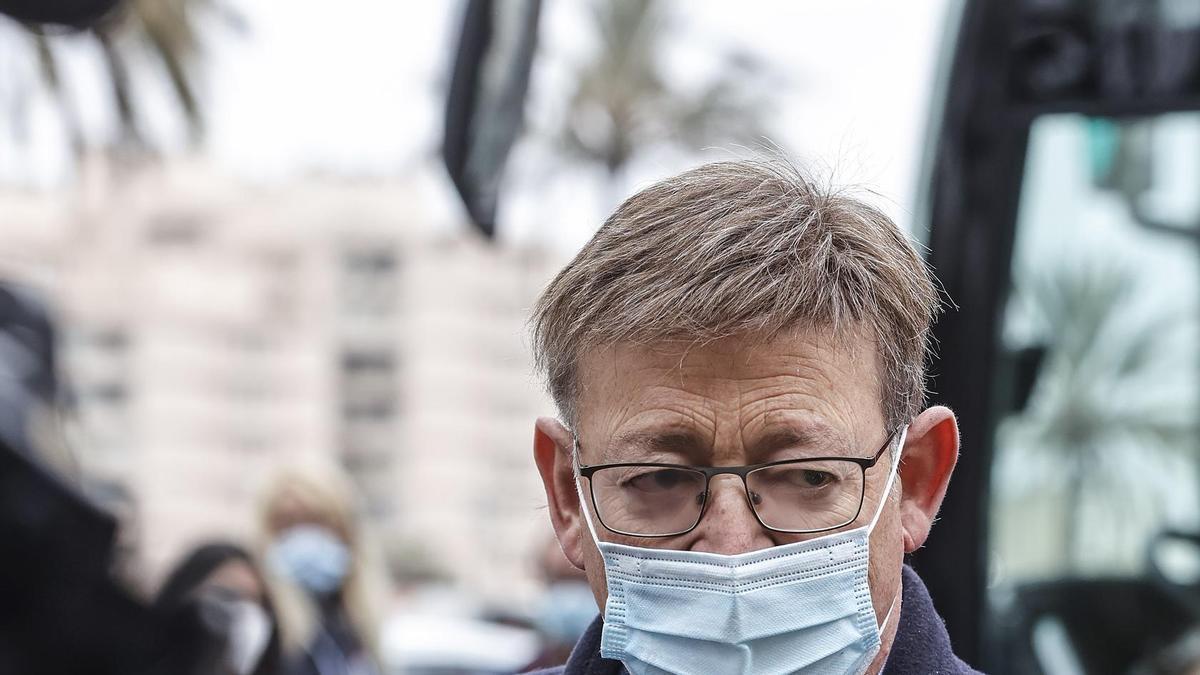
{"left": 987, "top": 112, "right": 1200, "bottom": 674}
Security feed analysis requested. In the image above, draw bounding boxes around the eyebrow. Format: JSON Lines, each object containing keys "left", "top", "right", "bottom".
{"left": 756, "top": 428, "right": 824, "bottom": 453}
{"left": 597, "top": 421, "right": 858, "bottom": 464}
{"left": 606, "top": 429, "right": 707, "bottom": 461}
{"left": 752, "top": 427, "right": 851, "bottom": 460}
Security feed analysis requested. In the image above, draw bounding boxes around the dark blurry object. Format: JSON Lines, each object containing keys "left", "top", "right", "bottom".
{"left": 919, "top": 0, "right": 1200, "bottom": 668}
{"left": 0, "top": 282, "right": 220, "bottom": 673}
{"left": 983, "top": 531, "right": 1200, "bottom": 675}
{"left": 0, "top": 283, "right": 90, "bottom": 494}
{"left": 444, "top": 0, "right": 779, "bottom": 236}
{"left": 0, "top": 5, "right": 235, "bottom": 675}
{"left": 0, "top": 434, "right": 221, "bottom": 675}
{"left": 987, "top": 577, "right": 1193, "bottom": 675}
{"left": 1009, "top": 0, "right": 1200, "bottom": 107}
{"left": 0, "top": 284, "right": 59, "bottom": 461}
{"left": 155, "top": 543, "right": 284, "bottom": 675}
{"left": 1148, "top": 531, "right": 1200, "bottom": 622}
{"left": 444, "top": 0, "right": 542, "bottom": 238}
{"left": 0, "top": 0, "right": 118, "bottom": 26}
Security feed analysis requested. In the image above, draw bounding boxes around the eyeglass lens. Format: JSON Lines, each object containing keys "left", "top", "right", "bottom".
{"left": 588, "top": 461, "right": 866, "bottom": 536}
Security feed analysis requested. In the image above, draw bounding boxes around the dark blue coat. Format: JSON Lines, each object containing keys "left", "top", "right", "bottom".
{"left": 530, "top": 564, "right": 983, "bottom": 674}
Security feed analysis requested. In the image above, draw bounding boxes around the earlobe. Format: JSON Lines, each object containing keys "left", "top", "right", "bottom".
{"left": 898, "top": 407, "right": 960, "bottom": 553}
{"left": 533, "top": 417, "right": 587, "bottom": 569}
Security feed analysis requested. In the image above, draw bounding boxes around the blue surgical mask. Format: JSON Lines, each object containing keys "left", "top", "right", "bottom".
{"left": 268, "top": 524, "right": 351, "bottom": 596}
{"left": 575, "top": 427, "right": 906, "bottom": 675}
{"left": 536, "top": 580, "right": 600, "bottom": 645}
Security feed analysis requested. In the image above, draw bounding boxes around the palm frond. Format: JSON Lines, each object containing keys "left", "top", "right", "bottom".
{"left": 552, "top": 0, "right": 778, "bottom": 180}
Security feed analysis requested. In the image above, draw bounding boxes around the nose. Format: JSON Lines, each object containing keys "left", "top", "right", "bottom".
{"left": 691, "top": 475, "right": 775, "bottom": 555}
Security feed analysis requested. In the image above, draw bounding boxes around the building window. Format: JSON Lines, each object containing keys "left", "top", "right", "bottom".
{"left": 90, "top": 381, "right": 128, "bottom": 404}
{"left": 340, "top": 348, "right": 398, "bottom": 422}
{"left": 146, "top": 212, "right": 205, "bottom": 246}
{"left": 341, "top": 247, "right": 399, "bottom": 316}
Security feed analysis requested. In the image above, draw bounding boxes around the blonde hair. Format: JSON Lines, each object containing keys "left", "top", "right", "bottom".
{"left": 257, "top": 460, "right": 390, "bottom": 658}
{"left": 531, "top": 159, "right": 941, "bottom": 431}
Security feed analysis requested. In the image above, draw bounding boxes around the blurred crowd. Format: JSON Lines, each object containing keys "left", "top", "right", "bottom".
{"left": 149, "top": 460, "right": 593, "bottom": 675}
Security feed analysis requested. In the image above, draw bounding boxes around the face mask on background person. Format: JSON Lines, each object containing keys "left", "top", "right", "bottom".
{"left": 268, "top": 524, "right": 351, "bottom": 596}
{"left": 535, "top": 580, "right": 600, "bottom": 645}
{"left": 574, "top": 426, "right": 908, "bottom": 675}
{"left": 196, "top": 587, "right": 273, "bottom": 675}
{"left": 226, "top": 600, "right": 272, "bottom": 675}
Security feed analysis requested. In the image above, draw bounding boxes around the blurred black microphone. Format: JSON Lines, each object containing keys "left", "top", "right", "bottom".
{"left": 0, "top": 3, "right": 241, "bottom": 673}
{"left": 444, "top": 0, "right": 542, "bottom": 238}
{"left": 0, "top": 286, "right": 223, "bottom": 674}
{"left": 0, "top": 433, "right": 224, "bottom": 675}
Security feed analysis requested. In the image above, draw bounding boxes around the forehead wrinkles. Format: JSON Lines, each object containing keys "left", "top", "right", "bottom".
{"left": 575, "top": 333, "right": 880, "bottom": 451}
{"left": 575, "top": 345, "right": 734, "bottom": 446}
{"left": 565, "top": 334, "right": 892, "bottom": 431}
{"left": 733, "top": 331, "right": 874, "bottom": 426}
{"left": 600, "top": 383, "right": 725, "bottom": 443}
{"left": 609, "top": 398, "right": 720, "bottom": 453}
{"left": 734, "top": 365, "right": 863, "bottom": 448}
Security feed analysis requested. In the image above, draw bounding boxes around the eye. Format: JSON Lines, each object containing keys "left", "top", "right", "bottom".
{"left": 765, "top": 467, "right": 838, "bottom": 489}
{"left": 624, "top": 468, "right": 697, "bottom": 493}
{"left": 798, "top": 470, "right": 834, "bottom": 488}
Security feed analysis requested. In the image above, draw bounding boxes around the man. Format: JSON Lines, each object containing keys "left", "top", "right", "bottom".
{"left": 529, "top": 160, "right": 980, "bottom": 674}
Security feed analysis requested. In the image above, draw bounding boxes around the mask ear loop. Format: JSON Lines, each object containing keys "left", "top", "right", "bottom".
{"left": 867, "top": 425, "right": 908, "bottom": 533}
{"left": 879, "top": 594, "right": 900, "bottom": 636}
{"left": 572, "top": 437, "right": 605, "bottom": 547}
{"left": 867, "top": 424, "right": 908, "bottom": 635}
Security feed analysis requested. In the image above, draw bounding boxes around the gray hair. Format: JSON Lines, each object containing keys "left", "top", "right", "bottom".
{"left": 530, "top": 159, "right": 941, "bottom": 431}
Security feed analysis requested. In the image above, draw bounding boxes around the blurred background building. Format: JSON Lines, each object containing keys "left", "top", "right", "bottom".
{"left": 0, "top": 0, "right": 949, "bottom": 610}
{"left": 9, "top": 1, "right": 1200, "bottom": 673}
{"left": 0, "top": 156, "right": 562, "bottom": 603}
{"left": 0, "top": 1, "right": 960, "bottom": 672}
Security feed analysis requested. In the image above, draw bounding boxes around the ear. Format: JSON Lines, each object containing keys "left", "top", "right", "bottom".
{"left": 534, "top": 416, "right": 587, "bottom": 570}
{"left": 898, "top": 406, "right": 959, "bottom": 553}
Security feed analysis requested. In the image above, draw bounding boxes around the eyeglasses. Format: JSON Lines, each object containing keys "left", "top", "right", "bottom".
{"left": 574, "top": 430, "right": 898, "bottom": 537}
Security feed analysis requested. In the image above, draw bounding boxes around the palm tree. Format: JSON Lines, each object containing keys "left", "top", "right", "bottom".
{"left": 997, "top": 258, "right": 1198, "bottom": 573}
{"left": 27, "top": 30, "right": 86, "bottom": 155}
{"left": 22, "top": 0, "right": 239, "bottom": 156}
{"left": 553, "top": 0, "right": 776, "bottom": 187}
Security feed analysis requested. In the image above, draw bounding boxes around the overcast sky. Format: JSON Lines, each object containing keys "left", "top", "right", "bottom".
{"left": 0, "top": 0, "right": 953, "bottom": 252}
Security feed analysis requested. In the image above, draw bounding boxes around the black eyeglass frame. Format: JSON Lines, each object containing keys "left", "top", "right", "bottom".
{"left": 575, "top": 429, "right": 899, "bottom": 538}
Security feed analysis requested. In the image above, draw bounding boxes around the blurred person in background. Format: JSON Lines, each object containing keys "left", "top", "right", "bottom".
{"left": 523, "top": 537, "right": 598, "bottom": 672}
{"left": 154, "top": 541, "right": 284, "bottom": 675}
{"left": 260, "top": 463, "right": 388, "bottom": 675}
{"left": 529, "top": 159, "right": 977, "bottom": 675}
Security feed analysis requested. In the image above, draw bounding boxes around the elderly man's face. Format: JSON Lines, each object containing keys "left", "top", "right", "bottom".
{"left": 534, "top": 326, "right": 959, "bottom": 673}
